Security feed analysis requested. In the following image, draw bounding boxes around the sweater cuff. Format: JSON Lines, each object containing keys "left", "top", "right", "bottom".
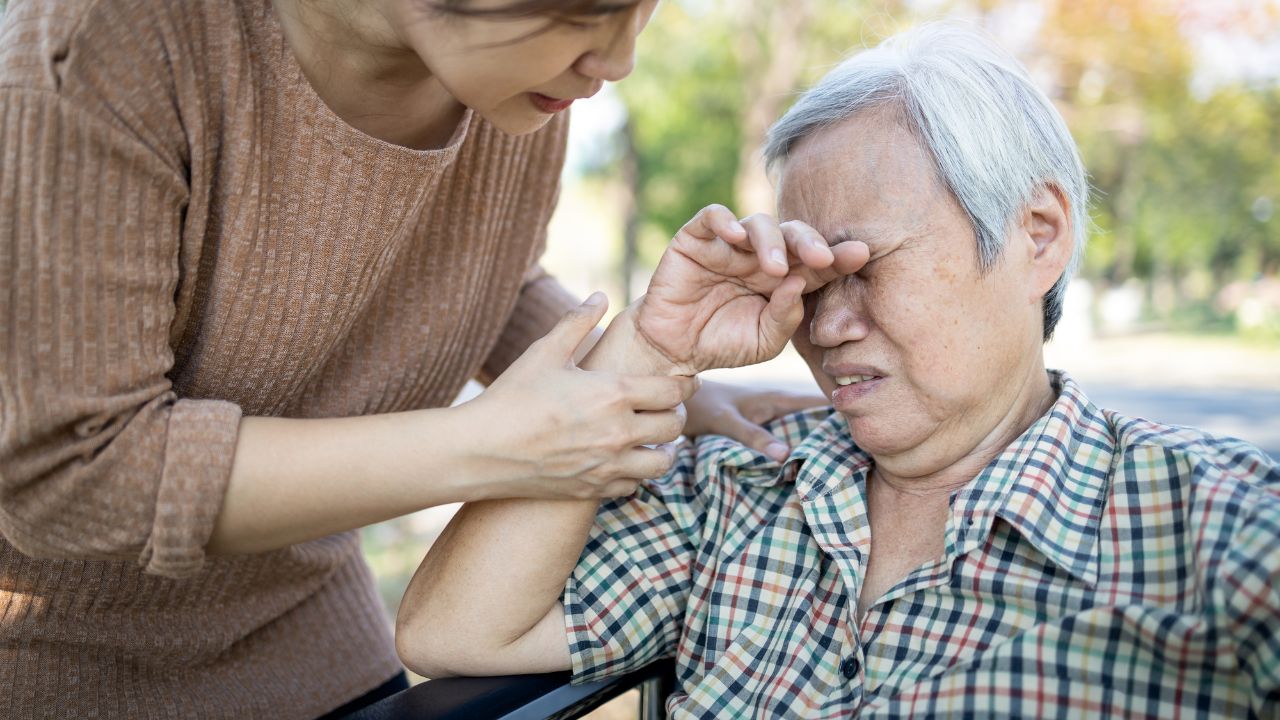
{"left": 140, "top": 399, "right": 242, "bottom": 578}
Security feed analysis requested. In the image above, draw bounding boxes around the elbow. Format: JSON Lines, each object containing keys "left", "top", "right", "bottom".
{"left": 395, "top": 614, "right": 450, "bottom": 679}
{"left": 395, "top": 589, "right": 471, "bottom": 679}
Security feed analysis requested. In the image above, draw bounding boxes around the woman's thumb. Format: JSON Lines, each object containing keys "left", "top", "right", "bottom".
{"left": 539, "top": 292, "right": 609, "bottom": 363}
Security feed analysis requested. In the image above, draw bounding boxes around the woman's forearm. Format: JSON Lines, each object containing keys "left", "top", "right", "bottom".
{"left": 209, "top": 296, "right": 690, "bottom": 557}
{"left": 208, "top": 405, "right": 490, "bottom": 555}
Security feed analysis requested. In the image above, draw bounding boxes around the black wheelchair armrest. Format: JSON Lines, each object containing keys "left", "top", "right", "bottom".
{"left": 345, "top": 658, "right": 675, "bottom": 720}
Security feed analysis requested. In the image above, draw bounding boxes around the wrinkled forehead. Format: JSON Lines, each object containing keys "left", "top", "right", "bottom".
{"left": 775, "top": 110, "right": 949, "bottom": 249}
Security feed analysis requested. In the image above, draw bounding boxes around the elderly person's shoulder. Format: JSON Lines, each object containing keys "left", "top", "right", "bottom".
{"left": 1091, "top": 389, "right": 1279, "bottom": 599}
{"left": 1101, "top": 398, "right": 1279, "bottom": 499}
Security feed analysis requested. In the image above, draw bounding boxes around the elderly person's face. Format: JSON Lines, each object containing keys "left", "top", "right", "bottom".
{"left": 779, "top": 107, "right": 1070, "bottom": 474}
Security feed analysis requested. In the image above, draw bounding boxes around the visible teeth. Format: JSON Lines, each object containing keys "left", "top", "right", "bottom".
{"left": 834, "top": 375, "right": 876, "bottom": 386}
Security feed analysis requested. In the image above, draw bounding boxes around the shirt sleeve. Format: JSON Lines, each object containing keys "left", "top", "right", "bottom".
{"left": 0, "top": 87, "right": 241, "bottom": 579}
{"left": 563, "top": 438, "right": 705, "bottom": 683}
{"left": 1222, "top": 478, "right": 1280, "bottom": 715}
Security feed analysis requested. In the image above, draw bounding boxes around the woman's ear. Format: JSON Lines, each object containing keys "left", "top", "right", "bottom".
{"left": 1019, "top": 184, "right": 1074, "bottom": 300}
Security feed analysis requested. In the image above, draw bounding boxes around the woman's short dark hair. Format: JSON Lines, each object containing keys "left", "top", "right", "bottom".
{"left": 433, "top": 0, "right": 641, "bottom": 23}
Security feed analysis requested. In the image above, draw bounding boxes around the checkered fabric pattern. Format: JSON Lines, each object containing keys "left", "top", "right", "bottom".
{"left": 563, "top": 372, "right": 1280, "bottom": 718}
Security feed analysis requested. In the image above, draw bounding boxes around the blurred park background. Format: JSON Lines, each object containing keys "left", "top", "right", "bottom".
{"left": 362, "top": 1, "right": 1280, "bottom": 706}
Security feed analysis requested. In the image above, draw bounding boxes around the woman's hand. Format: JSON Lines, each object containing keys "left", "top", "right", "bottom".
{"left": 458, "top": 293, "right": 698, "bottom": 501}
{"left": 684, "top": 380, "right": 827, "bottom": 461}
{"left": 636, "top": 204, "right": 868, "bottom": 374}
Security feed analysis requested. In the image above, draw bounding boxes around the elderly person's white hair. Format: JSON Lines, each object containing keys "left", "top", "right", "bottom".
{"left": 764, "top": 22, "right": 1088, "bottom": 340}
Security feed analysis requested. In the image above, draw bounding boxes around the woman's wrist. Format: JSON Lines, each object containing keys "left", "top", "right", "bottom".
{"left": 429, "top": 399, "right": 529, "bottom": 502}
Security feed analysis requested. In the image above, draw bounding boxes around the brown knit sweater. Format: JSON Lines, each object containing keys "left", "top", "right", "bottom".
{"left": 0, "top": 0, "right": 577, "bottom": 716}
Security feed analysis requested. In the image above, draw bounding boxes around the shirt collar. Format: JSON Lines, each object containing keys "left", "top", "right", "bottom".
{"left": 949, "top": 371, "right": 1114, "bottom": 586}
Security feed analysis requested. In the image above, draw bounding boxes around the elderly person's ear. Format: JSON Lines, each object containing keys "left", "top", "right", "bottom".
{"left": 1019, "top": 184, "right": 1074, "bottom": 299}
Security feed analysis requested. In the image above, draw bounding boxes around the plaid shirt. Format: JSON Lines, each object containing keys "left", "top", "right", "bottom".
{"left": 563, "top": 372, "right": 1280, "bottom": 718}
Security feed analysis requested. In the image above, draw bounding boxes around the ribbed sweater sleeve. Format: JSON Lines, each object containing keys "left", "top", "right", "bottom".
{"left": 0, "top": 87, "right": 241, "bottom": 578}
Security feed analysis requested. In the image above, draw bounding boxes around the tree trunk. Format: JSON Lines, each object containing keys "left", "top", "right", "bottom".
{"left": 619, "top": 115, "right": 642, "bottom": 303}
{"left": 732, "top": 0, "right": 814, "bottom": 218}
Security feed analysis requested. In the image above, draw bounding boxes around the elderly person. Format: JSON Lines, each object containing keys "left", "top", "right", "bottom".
{"left": 396, "top": 23, "right": 1280, "bottom": 718}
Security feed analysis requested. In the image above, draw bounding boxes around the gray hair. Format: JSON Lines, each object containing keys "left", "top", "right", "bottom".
{"left": 763, "top": 22, "right": 1087, "bottom": 341}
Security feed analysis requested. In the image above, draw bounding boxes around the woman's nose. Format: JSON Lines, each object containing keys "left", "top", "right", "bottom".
{"left": 573, "top": 7, "right": 646, "bottom": 82}
{"left": 809, "top": 281, "right": 871, "bottom": 348}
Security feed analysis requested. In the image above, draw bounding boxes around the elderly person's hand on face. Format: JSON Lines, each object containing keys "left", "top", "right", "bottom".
{"left": 578, "top": 206, "right": 870, "bottom": 390}
{"left": 627, "top": 205, "right": 869, "bottom": 376}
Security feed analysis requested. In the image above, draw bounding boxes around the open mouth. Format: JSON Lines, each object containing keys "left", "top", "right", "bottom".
{"left": 833, "top": 374, "right": 880, "bottom": 387}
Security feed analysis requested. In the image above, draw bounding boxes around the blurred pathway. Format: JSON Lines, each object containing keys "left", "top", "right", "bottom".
{"left": 1078, "top": 384, "right": 1279, "bottom": 459}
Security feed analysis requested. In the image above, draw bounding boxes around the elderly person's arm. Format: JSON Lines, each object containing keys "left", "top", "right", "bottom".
{"left": 1223, "top": 490, "right": 1280, "bottom": 715}
{"left": 395, "top": 206, "right": 867, "bottom": 677}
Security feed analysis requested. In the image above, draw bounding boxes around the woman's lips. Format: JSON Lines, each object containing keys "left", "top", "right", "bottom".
{"left": 530, "top": 93, "right": 575, "bottom": 114}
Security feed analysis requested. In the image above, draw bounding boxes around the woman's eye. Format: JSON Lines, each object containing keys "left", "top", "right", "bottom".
{"left": 560, "top": 12, "right": 610, "bottom": 29}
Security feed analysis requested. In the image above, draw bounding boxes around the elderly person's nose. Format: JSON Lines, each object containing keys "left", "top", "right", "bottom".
{"left": 809, "top": 281, "right": 870, "bottom": 347}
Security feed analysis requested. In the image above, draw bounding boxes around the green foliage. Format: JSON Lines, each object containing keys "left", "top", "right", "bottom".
{"left": 615, "top": 3, "right": 745, "bottom": 263}
{"left": 616, "top": 0, "right": 877, "bottom": 264}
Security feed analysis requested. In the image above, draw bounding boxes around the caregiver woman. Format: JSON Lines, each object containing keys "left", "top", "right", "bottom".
{"left": 0, "top": 0, "right": 818, "bottom": 717}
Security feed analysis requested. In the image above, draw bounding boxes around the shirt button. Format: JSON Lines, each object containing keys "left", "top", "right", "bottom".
{"left": 841, "top": 656, "right": 860, "bottom": 679}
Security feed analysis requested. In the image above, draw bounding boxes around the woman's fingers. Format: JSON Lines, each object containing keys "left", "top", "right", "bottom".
{"left": 622, "top": 374, "right": 700, "bottom": 411}
{"left": 532, "top": 292, "right": 609, "bottom": 364}
{"left": 629, "top": 409, "right": 687, "bottom": 446}
{"left": 598, "top": 479, "right": 642, "bottom": 498}
{"left": 616, "top": 443, "right": 680, "bottom": 480}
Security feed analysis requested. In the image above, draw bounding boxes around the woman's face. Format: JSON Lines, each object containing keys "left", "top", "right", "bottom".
{"left": 398, "top": 0, "right": 659, "bottom": 135}
{"left": 777, "top": 108, "right": 1050, "bottom": 476}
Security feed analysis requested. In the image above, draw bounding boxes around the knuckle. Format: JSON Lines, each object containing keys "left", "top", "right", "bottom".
{"left": 664, "top": 383, "right": 687, "bottom": 407}
{"left": 606, "top": 481, "right": 639, "bottom": 498}
{"left": 604, "top": 426, "right": 632, "bottom": 452}
{"left": 651, "top": 455, "right": 676, "bottom": 478}
{"left": 666, "top": 413, "right": 687, "bottom": 440}
{"left": 606, "top": 377, "right": 631, "bottom": 404}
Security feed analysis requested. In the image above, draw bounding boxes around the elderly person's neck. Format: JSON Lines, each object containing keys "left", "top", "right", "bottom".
{"left": 870, "top": 357, "right": 1057, "bottom": 496}
{"left": 857, "top": 353, "right": 1056, "bottom": 620}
